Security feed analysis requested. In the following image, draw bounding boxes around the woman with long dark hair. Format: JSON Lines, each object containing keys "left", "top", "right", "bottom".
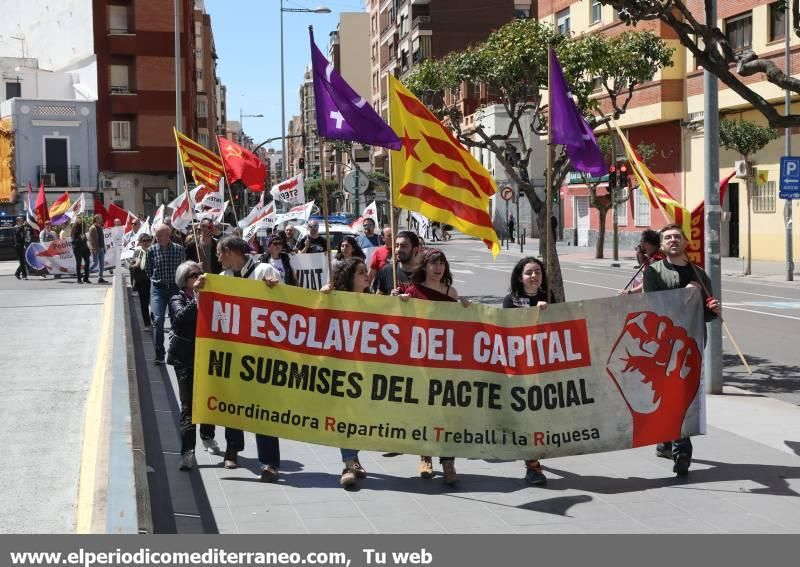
{"left": 322, "top": 257, "right": 371, "bottom": 488}
{"left": 401, "top": 248, "right": 460, "bottom": 485}
{"left": 502, "top": 256, "right": 558, "bottom": 485}
{"left": 332, "top": 235, "right": 366, "bottom": 272}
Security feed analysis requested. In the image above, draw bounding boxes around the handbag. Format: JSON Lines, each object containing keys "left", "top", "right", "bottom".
{"left": 166, "top": 332, "right": 194, "bottom": 366}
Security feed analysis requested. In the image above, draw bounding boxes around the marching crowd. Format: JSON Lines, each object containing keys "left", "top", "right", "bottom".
{"left": 123, "top": 216, "right": 721, "bottom": 491}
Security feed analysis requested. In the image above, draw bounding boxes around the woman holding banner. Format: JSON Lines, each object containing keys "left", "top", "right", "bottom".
{"left": 168, "top": 260, "right": 221, "bottom": 471}
{"left": 502, "top": 256, "right": 557, "bottom": 486}
{"left": 399, "top": 248, "right": 461, "bottom": 486}
{"left": 332, "top": 236, "right": 365, "bottom": 272}
{"left": 322, "top": 257, "right": 372, "bottom": 488}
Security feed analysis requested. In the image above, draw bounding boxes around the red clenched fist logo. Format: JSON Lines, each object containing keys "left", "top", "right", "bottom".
{"left": 606, "top": 311, "right": 702, "bottom": 447}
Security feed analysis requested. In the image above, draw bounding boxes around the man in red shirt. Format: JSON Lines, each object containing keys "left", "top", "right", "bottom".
{"left": 368, "top": 226, "right": 393, "bottom": 288}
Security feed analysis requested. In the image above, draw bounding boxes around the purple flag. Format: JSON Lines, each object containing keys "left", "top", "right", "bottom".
{"left": 310, "top": 29, "right": 401, "bottom": 150}
{"left": 549, "top": 49, "right": 606, "bottom": 176}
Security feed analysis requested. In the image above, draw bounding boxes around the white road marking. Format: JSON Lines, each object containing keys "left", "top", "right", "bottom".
{"left": 723, "top": 306, "right": 800, "bottom": 321}
{"left": 450, "top": 269, "right": 474, "bottom": 274}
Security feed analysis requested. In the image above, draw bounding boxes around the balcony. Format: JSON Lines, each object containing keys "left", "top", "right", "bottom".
{"left": 37, "top": 165, "right": 81, "bottom": 188}
{"left": 412, "top": 15, "right": 431, "bottom": 31}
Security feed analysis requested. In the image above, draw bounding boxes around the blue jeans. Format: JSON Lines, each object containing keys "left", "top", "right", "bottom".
{"left": 150, "top": 284, "right": 176, "bottom": 360}
{"left": 340, "top": 449, "right": 359, "bottom": 462}
{"left": 93, "top": 249, "right": 105, "bottom": 280}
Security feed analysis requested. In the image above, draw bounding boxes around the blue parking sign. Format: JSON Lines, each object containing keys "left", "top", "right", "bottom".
{"left": 780, "top": 156, "right": 800, "bottom": 199}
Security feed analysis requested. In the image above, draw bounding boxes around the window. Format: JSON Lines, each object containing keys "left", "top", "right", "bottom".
{"left": 110, "top": 64, "right": 130, "bottom": 93}
{"left": 769, "top": 2, "right": 786, "bottom": 42}
{"left": 556, "top": 9, "right": 571, "bottom": 36}
{"left": 725, "top": 12, "right": 752, "bottom": 53}
{"left": 753, "top": 180, "right": 776, "bottom": 213}
{"left": 111, "top": 120, "right": 132, "bottom": 149}
{"left": 615, "top": 200, "right": 627, "bottom": 225}
{"left": 5, "top": 81, "right": 21, "bottom": 100}
{"left": 198, "top": 133, "right": 209, "bottom": 147}
{"left": 514, "top": 2, "right": 530, "bottom": 19}
{"left": 109, "top": 4, "right": 129, "bottom": 33}
{"left": 197, "top": 99, "right": 208, "bottom": 118}
{"left": 634, "top": 187, "right": 651, "bottom": 226}
{"left": 591, "top": 0, "right": 602, "bottom": 24}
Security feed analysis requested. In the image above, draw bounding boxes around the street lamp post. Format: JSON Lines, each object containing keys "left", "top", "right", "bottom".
{"left": 280, "top": 1, "right": 330, "bottom": 182}
{"left": 238, "top": 110, "right": 263, "bottom": 212}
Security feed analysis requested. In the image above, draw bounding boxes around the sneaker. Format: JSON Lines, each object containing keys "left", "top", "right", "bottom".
{"left": 340, "top": 462, "right": 358, "bottom": 488}
{"left": 353, "top": 459, "right": 368, "bottom": 479}
{"left": 260, "top": 465, "right": 279, "bottom": 483}
{"left": 673, "top": 453, "right": 691, "bottom": 476}
{"left": 14, "top": 273, "right": 20, "bottom": 280}
{"left": 655, "top": 442, "right": 672, "bottom": 459}
{"left": 98, "top": 278, "right": 109, "bottom": 284}
{"left": 419, "top": 456, "right": 433, "bottom": 479}
{"left": 223, "top": 450, "right": 238, "bottom": 469}
{"left": 202, "top": 438, "right": 221, "bottom": 454}
{"left": 178, "top": 452, "right": 196, "bottom": 471}
{"left": 76, "top": 279, "right": 83, "bottom": 284}
{"left": 442, "top": 460, "right": 459, "bottom": 486}
{"left": 524, "top": 460, "right": 547, "bottom": 485}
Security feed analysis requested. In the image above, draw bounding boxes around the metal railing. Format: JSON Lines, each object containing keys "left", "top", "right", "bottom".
{"left": 37, "top": 165, "right": 81, "bottom": 188}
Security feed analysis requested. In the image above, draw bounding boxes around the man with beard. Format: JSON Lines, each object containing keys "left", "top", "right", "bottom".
{"left": 374, "top": 230, "right": 420, "bottom": 295}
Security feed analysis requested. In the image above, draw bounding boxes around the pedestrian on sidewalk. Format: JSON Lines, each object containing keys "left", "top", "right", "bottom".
{"left": 146, "top": 223, "right": 185, "bottom": 365}
{"left": 508, "top": 213, "right": 516, "bottom": 244}
{"left": 321, "top": 257, "right": 372, "bottom": 488}
{"left": 623, "top": 229, "right": 665, "bottom": 295}
{"left": 88, "top": 214, "right": 109, "bottom": 284}
{"left": 399, "top": 248, "right": 463, "bottom": 486}
{"left": 169, "top": 260, "right": 220, "bottom": 471}
{"left": 642, "top": 223, "right": 722, "bottom": 476}
{"left": 195, "top": 236, "right": 284, "bottom": 482}
{"left": 13, "top": 217, "right": 31, "bottom": 280}
{"left": 71, "top": 218, "right": 91, "bottom": 283}
{"left": 130, "top": 233, "right": 153, "bottom": 328}
{"left": 502, "top": 256, "right": 557, "bottom": 486}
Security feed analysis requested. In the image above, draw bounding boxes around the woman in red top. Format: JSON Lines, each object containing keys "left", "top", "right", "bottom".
{"left": 397, "top": 248, "right": 460, "bottom": 485}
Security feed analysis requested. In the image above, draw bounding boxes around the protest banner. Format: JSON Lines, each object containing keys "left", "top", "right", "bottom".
{"left": 193, "top": 276, "right": 705, "bottom": 460}
{"left": 25, "top": 227, "right": 123, "bottom": 275}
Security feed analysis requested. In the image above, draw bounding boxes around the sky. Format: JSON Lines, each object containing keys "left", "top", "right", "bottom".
{"left": 206, "top": 0, "right": 366, "bottom": 153}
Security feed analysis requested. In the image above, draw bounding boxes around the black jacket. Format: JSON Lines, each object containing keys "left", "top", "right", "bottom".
{"left": 186, "top": 237, "right": 222, "bottom": 274}
{"left": 167, "top": 289, "right": 198, "bottom": 367}
{"left": 14, "top": 224, "right": 31, "bottom": 248}
{"left": 259, "top": 252, "right": 297, "bottom": 286}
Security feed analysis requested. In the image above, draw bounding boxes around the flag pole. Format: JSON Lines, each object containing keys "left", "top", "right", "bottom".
{"left": 319, "top": 136, "right": 334, "bottom": 284}
{"left": 214, "top": 135, "right": 240, "bottom": 228}
{"left": 387, "top": 80, "right": 397, "bottom": 292}
{"left": 177, "top": 154, "right": 202, "bottom": 262}
{"left": 545, "top": 47, "right": 554, "bottom": 302}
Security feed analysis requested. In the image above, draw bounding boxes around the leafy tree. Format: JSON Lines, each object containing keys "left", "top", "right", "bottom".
{"left": 719, "top": 119, "right": 778, "bottom": 275}
{"left": 404, "top": 18, "right": 673, "bottom": 300}
{"left": 603, "top": 0, "right": 800, "bottom": 128}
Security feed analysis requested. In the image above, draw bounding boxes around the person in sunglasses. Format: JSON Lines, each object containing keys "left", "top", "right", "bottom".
{"left": 168, "top": 260, "right": 220, "bottom": 471}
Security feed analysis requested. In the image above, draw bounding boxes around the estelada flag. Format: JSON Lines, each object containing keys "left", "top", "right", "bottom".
{"left": 388, "top": 75, "right": 500, "bottom": 256}
{"left": 686, "top": 171, "right": 735, "bottom": 266}
{"left": 174, "top": 128, "right": 224, "bottom": 187}
{"left": 217, "top": 136, "right": 266, "bottom": 192}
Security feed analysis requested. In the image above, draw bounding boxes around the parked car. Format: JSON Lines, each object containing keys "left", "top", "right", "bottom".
{"left": 0, "top": 217, "right": 17, "bottom": 261}
{"left": 290, "top": 223, "right": 356, "bottom": 251}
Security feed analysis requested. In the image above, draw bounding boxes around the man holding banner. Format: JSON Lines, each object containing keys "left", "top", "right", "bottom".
{"left": 643, "top": 223, "right": 722, "bottom": 476}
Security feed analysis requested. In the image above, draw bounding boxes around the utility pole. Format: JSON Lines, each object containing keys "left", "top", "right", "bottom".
{"left": 174, "top": 0, "right": 182, "bottom": 189}
{"left": 704, "top": 0, "right": 723, "bottom": 394}
{"left": 785, "top": 2, "right": 794, "bottom": 281}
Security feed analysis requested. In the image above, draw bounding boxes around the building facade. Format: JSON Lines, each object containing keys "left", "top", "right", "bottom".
{"left": 286, "top": 115, "right": 303, "bottom": 177}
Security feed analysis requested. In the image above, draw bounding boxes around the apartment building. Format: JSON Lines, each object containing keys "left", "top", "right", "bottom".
{"left": 550, "top": 1, "right": 799, "bottom": 261}
{"left": 287, "top": 115, "right": 303, "bottom": 177}
{"left": 193, "top": 1, "right": 221, "bottom": 151}
{"left": 299, "top": 67, "right": 321, "bottom": 178}
{"left": 367, "top": 0, "right": 534, "bottom": 172}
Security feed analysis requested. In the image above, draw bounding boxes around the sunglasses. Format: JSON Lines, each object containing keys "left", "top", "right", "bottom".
{"left": 187, "top": 272, "right": 203, "bottom": 278}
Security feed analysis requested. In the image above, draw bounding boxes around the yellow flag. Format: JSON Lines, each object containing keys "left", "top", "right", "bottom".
{"left": 174, "top": 128, "right": 225, "bottom": 187}
{"left": 756, "top": 170, "right": 769, "bottom": 185}
{"left": 388, "top": 75, "right": 500, "bottom": 256}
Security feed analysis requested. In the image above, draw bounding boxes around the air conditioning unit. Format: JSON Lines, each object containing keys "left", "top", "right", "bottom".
{"left": 734, "top": 160, "right": 752, "bottom": 179}
{"left": 42, "top": 173, "right": 56, "bottom": 187}
{"left": 102, "top": 179, "right": 118, "bottom": 189}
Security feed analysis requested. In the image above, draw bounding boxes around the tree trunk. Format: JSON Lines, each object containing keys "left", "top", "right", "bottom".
{"left": 746, "top": 181, "right": 752, "bottom": 276}
{"left": 536, "top": 211, "right": 565, "bottom": 302}
{"left": 595, "top": 205, "right": 609, "bottom": 259}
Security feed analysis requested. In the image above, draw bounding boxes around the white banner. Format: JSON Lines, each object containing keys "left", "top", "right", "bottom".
{"left": 25, "top": 227, "right": 124, "bottom": 274}
{"left": 274, "top": 200, "right": 315, "bottom": 227}
{"left": 270, "top": 173, "right": 305, "bottom": 206}
{"left": 351, "top": 200, "right": 379, "bottom": 232}
{"left": 411, "top": 211, "right": 430, "bottom": 238}
{"left": 242, "top": 201, "right": 276, "bottom": 242}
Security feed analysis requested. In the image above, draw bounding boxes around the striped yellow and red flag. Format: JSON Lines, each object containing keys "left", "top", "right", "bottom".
{"left": 388, "top": 75, "right": 500, "bottom": 256}
{"left": 613, "top": 122, "right": 691, "bottom": 238}
{"left": 173, "top": 128, "right": 224, "bottom": 187}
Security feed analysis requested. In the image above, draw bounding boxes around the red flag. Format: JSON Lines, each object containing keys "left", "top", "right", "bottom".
{"left": 686, "top": 171, "right": 736, "bottom": 266}
{"left": 93, "top": 197, "right": 110, "bottom": 225}
{"left": 105, "top": 202, "right": 130, "bottom": 227}
{"left": 217, "top": 136, "right": 267, "bottom": 192}
{"left": 34, "top": 182, "right": 50, "bottom": 227}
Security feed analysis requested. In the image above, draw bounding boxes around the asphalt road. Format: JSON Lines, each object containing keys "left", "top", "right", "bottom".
{"left": 431, "top": 238, "right": 800, "bottom": 407}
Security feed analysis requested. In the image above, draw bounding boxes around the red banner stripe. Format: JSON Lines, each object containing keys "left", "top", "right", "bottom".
{"left": 399, "top": 183, "right": 493, "bottom": 228}
{"left": 423, "top": 164, "right": 481, "bottom": 199}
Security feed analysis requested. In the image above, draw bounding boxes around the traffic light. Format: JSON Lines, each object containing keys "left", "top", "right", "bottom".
{"left": 619, "top": 164, "right": 629, "bottom": 188}
{"left": 608, "top": 165, "right": 617, "bottom": 188}
{"left": 299, "top": 157, "right": 305, "bottom": 170}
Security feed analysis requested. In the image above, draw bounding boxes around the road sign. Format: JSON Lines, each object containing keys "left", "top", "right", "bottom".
{"left": 500, "top": 186, "right": 514, "bottom": 201}
{"left": 343, "top": 170, "right": 370, "bottom": 194}
{"left": 374, "top": 190, "right": 387, "bottom": 201}
{"left": 779, "top": 156, "right": 800, "bottom": 199}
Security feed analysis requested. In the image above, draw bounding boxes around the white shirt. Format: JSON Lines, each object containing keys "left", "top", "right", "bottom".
{"left": 220, "top": 255, "right": 280, "bottom": 281}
